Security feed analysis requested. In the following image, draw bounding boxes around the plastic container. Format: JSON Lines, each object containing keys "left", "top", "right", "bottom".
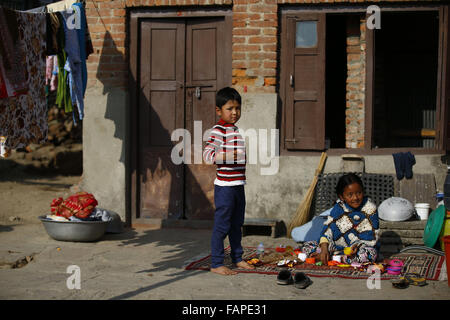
{"left": 444, "top": 166, "right": 450, "bottom": 210}
{"left": 444, "top": 235, "right": 450, "bottom": 287}
{"left": 257, "top": 243, "right": 265, "bottom": 257}
{"left": 439, "top": 210, "right": 450, "bottom": 251}
{"left": 415, "top": 203, "right": 430, "bottom": 220}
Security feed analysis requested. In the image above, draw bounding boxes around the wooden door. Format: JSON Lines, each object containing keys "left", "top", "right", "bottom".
{"left": 139, "top": 20, "right": 185, "bottom": 219}
{"left": 137, "top": 17, "right": 230, "bottom": 221}
{"left": 184, "top": 18, "right": 227, "bottom": 220}
{"left": 284, "top": 13, "right": 326, "bottom": 150}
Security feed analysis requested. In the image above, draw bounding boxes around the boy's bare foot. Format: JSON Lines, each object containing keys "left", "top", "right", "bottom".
{"left": 235, "top": 261, "right": 255, "bottom": 270}
{"left": 210, "top": 266, "right": 238, "bottom": 275}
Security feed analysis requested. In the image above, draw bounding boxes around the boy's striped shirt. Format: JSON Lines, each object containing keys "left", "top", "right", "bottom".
{"left": 203, "top": 119, "right": 246, "bottom": 186}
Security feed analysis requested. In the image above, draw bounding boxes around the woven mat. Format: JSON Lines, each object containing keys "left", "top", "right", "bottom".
{"left": 184, "top": 247, "right": 445, "bottom": 280}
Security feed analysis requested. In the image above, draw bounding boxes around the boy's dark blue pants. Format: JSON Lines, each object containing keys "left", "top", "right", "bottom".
{"left": 211, "top": 185, "right": 245, "bottom": 269}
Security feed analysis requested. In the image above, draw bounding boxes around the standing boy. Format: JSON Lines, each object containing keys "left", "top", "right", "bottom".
{"left": 203, "top": 87, "right": 255, "bottom": 275}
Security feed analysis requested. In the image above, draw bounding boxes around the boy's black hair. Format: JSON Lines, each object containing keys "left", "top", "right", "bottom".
{"left": 216, "top": 87, "right": 242, "bottom": 109}
{"left": 335, "top": 173, "right": 364, "bottom": 196}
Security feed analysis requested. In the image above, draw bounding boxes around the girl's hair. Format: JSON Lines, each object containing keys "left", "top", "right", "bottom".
{"left": 335, "top": 173, "right": 364, "bottom": 196}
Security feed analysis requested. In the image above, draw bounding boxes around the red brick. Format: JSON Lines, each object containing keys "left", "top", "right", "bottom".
{"left": 232, "top": 44, "right": 261, "bottom": 52}
{"left": 101, "top": 17, "right": 126, "bottom": 25}
{"left": 248, "top": 20, "right": 277, "bottom": 28}
{"left": 112, "top": 9, "right": 127, "bottom": 16}
{"left": 263, "top": 61, "right": 277, "bottom": 68}
{"left": 233, "top": 13, "right": 261, "bottom": 21}
{"left": 248, "top": 52, "right": 277, "bottom": 60}
{"left": 98, "top": 2, "right": 125, "bottom": 9}
{"left": 233, "top": 28, "right": 261, "bottom": 36}
{"left": 264, "top": 77, "right": 276, "bottom": 86}
{"left": 248, "top": 4, "right": 277, "bottom": 13}
{"left": 232, "top": 36, "right": 246, "bottom": 43}
{"left": 248, "top": 36, "right": 277, "bottom": 44}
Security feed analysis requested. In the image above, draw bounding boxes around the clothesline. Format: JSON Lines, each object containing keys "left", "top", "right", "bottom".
{"left": 0, "top": 0, "right": 93, "bottom": 156}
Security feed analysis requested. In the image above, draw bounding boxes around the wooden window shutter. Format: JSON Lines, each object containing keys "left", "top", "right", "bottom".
{"left": 284, "top": 13, "right": 326, "bottom": 150}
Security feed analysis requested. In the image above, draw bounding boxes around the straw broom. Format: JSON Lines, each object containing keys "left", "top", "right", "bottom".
{"left": 287, "top": 152, "right": 327, "bottom": 238}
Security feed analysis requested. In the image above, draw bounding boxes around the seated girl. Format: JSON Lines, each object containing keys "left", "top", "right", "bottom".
{"left": 302, "top": 173, "right": 380, "bottom": 264}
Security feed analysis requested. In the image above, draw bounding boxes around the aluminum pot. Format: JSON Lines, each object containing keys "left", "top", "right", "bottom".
{"left": 38, "top": 215, "right": 108, "bottom": 242}
{"left": 378, "top": 197, "right": 415, "bottom": 222}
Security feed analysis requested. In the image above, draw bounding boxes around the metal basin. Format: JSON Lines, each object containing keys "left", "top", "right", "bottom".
{"left": 38, "top": 215, "right": 108, "bottom": 242}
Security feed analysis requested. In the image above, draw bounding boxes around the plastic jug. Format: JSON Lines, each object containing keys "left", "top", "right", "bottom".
{"left": 444, "top": 166, "right": 450, "bottom": 210}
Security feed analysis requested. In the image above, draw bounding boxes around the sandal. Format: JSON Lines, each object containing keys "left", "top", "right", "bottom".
{"left": 277, "top": 270, "right": 293, "bottom": 285}
{"left": 404, "top": 273, "right": 427, "bottom": 287}
{"left": 293, "top": 272, "right": 312, "bottom": 289}
{"left": 391, "top": 277, "right": 409, "bottom": 289}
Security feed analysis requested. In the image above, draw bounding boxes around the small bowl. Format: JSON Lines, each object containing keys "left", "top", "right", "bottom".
{"left": 38, "top": 215, "right": 108, "bottom": 242}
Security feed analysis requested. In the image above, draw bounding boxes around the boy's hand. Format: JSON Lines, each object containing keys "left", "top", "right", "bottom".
{"left": 234, "top": 149, "right": 245, "bottom": 162}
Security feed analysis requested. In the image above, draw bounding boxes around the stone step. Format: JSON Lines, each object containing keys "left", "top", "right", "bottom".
{"left": 379, "top": 229, "right": 423, "bottom": 238}
{"left": 380, "top": 219, "right": 427, "bottom": 230}
{"left": 379, "top": 237, "right": 424, "bottom": 245}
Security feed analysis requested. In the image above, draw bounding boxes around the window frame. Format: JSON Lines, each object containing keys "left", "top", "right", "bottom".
{"left": 279, "top": 4, "right": 447, "bottom": 156}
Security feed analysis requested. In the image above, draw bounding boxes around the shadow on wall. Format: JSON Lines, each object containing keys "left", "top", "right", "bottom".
{"left": 96, "top": 30, "right": 213, "bottom": 225}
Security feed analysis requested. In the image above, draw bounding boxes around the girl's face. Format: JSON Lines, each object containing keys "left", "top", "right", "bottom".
{"left": 339, "top": 182, "right": 364, "bottom": 209}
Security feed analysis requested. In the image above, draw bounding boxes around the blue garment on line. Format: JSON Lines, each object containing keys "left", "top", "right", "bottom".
{"left": 72, "top": 2, "right": 87, "bottom": 96}
{"left": 61, "top": 8, "right": 84, "bottom": 121}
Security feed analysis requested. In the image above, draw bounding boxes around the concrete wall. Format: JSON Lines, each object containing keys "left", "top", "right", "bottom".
{"left": 80, "top": 89, "right": 448, "bottom": 225}
{"left": 80, "top": 87, "right": 128, "bottom": 220}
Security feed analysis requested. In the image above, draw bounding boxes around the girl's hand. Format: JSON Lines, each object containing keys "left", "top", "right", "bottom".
{"left": 319, "top": 243, "right": 330, "bottom": 264}
{"left": 350, "top": 243, "right": 361, "bottom": 257}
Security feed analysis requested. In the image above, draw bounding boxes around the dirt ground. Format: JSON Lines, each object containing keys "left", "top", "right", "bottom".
{"left": 1, "top": 166, "right": 449, "bottom": 304}
{"left": 0, "top": 168, "right": 81, "bottom": 224}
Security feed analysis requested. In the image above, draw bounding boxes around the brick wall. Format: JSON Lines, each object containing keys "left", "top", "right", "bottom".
{"left": 85, "top": 0, "right": 442, "bottom": 92}
{"left": 231, "top": 0, "right": 278, "bottom": 93}
{"left": 84, "top": 0, "right": 443, "bottom": 149}
{"left": 85, "top": 0, "right": 278, "bottom": 93}
{"left": 345, "top": 16, "right": 366, "bottom": 149}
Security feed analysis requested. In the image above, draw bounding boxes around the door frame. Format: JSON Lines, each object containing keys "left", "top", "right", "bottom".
{"left": 128, "top": 8, "right": 233, "bottom": 226}
{"left": 280, "top": 4, "right": 447, "bottom": 156}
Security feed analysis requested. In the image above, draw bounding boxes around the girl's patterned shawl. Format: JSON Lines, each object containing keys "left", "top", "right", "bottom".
{"left": 320, "top": 197, "right": 380, "bottom": 250}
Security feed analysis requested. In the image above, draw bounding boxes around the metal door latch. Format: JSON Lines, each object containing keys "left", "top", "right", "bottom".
{"left": 195, "top": 86, "right": 201, "bottom": 99}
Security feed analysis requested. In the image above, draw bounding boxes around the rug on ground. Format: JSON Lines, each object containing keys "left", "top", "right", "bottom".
{"left": 184, "top": 247, "right": 445, "bottom": 280}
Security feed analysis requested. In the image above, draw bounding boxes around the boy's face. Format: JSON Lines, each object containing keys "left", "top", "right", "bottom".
{"left": 216, "top": 100, "right": 241, "bottom": 124}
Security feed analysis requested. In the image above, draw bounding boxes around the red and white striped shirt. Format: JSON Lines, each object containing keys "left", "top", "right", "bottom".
{"left": 203, "top": 119, "right": 246, "bottom": 186}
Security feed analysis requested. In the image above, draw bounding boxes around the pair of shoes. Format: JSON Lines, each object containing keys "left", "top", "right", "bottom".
{"left": 277, "top": 270, "right": 293, "bottom": 285}
{"left": 392, "top": 152, "right": 416, "bottom": 180}
{"left": 293, "top": 272, "right": 312, "bottom": 289}
{"left": 391, "top": 273, "right": 427, "bottom": 289}
{"left": 404, "top": 273, "right": 427, "bottom": 286}
{"left": 277, "top": 270, "right": 312, "bottom": 289}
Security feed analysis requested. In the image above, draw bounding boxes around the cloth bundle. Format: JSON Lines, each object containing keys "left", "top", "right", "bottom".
{"left": 50, "top": 191, "right": 98, "bottom": 219}
{"left": 392, "top": 151, "right": 416, "bottom": 180}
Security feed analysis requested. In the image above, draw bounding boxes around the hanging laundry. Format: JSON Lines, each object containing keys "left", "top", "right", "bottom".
{"left": 46, "top": 0, "right": 77, "bottom": 13}
{"left": 73, "top": 2, "right": 88, "bottom": 97}
{"left": 46, "top": 12, "right": 61, "bottom": 55}
{"left": 0, "top": 9, "right": 48, "bottom": 149}
{"left": 62, "top": 7, "right": 85, "bottom": 120}
{"left": 51, "top": 55, "right": 58, "bottom": 91}
{"left": 0, "top": 66, "right": 7, "bottom": 99}
{"left": 0, "top": 7, "right": 29, "bottom": 98}
{"left": 55, "top": 11, "right": 73, "bottom": 114}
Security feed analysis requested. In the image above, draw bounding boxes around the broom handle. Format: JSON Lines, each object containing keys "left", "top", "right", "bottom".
{"left": 315, "top": 152, "right": 327, "bottom": 176}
